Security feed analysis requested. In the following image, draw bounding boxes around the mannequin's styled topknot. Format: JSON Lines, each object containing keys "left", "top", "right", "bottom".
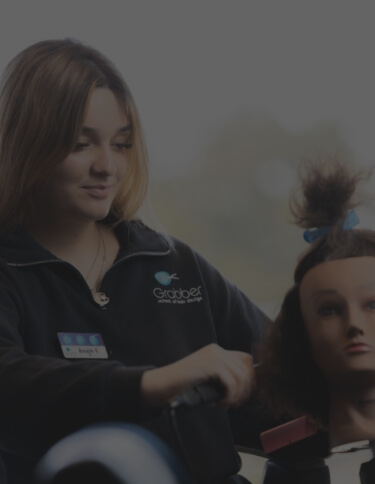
{"left": 291, "top": 159, "right": 374, "bottom": 283}
{"left": 290, "top": 160, "right": 361, "bottom": 229}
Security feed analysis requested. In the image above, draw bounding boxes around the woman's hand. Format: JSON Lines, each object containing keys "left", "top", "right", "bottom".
{"left": 140, "top": 343, "right": 255, "bottom": 409}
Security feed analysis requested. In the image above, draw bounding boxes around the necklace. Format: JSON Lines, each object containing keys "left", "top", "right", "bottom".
{"left": 97, "top": 224, "right": 107, "bottom": 285}
{"left": 86, "top": 224, "right": 110, "bottom": 309}
{"left": 85, "top": 224, "right": 101, "bottom": 284}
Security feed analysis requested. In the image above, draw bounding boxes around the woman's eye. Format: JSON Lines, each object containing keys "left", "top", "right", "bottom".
{"left": 113, "top": 143, "right": 132, "bottom": 150}
{"left": 366, "top": 301, "right": 375, "bottom": 310}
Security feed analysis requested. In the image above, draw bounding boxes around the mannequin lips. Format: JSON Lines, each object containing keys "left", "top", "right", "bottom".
{"left": 345, "top": 343, "right": 372, "bottom": 353}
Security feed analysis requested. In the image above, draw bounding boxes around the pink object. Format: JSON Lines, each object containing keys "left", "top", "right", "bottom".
{"left": 260, "top": 416, "right": 318, "bottom": 453}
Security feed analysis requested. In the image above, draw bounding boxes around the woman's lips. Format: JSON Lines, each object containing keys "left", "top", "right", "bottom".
{"left": 82, "top": 185, "right": 113, "bottom": 198}
{"left": 345, "top": 343, "right": 373, "bottom": 353}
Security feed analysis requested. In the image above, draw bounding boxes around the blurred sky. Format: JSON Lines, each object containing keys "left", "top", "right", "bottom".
{"left": 0, "top": 1, "right": 374, "bottom": 182}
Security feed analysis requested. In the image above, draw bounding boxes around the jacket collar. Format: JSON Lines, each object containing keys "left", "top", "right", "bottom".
{"left": 114, "top": 220, "right": 171, "bottom": 257}
{"left": 0, "top": 220, "right": 171, "bottom": 265}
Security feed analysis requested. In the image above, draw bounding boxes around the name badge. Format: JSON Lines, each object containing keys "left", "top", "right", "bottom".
{"left": 58, "top": 332, "right": 108, "bottom": 359}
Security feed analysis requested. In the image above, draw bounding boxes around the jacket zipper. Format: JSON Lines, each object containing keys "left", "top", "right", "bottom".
{"left": 99, "top": 249, "right": 171, "bottom": 285}
{"left": 7, "top": 249, "right": 171, "bottom": 308}
{"left": 95, "top": 250, "right": 171, "bottom": 308}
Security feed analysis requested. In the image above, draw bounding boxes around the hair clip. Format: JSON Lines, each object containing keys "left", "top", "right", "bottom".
{"left": 303, "top": 210, "right": 360, "bottom": 243}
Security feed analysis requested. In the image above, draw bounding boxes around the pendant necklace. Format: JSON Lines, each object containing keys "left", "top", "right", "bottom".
{"left": 86, "top": 224, "right": 110, "bottom": 309}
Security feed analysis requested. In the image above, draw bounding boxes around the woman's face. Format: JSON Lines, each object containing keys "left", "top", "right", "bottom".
{"left": 300, "top": 256, "right": 375, "bottom": 382}
{"left": 39, "top": 88, "right": 131, "bottom": 224}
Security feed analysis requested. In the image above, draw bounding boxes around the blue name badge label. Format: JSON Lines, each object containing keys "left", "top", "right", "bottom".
{"left": 58, "top": 332, "right": 108, "bottom": 359}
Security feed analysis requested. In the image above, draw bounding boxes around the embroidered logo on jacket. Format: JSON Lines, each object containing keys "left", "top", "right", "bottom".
{"left": 154, "top": 271, "right": 179, "bottom": 286}
{"left": 153, "top": 271, "right": 203, "bottom": 304}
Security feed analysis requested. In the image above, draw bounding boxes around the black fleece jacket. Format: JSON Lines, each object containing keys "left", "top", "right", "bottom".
{"left": 0, "top": 221, "right": 268, "bottom": 483}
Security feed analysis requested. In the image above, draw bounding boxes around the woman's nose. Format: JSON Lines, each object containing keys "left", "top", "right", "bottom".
{"left": 91, "top": 147, "right": 116, "bottom": 176}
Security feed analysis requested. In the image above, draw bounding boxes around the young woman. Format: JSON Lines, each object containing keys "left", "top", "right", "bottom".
{"left": 258, "top": 161, "right": 375, "bottom": 452}
{"left": 0, "top": 39, "right": 267, "bottom": 483}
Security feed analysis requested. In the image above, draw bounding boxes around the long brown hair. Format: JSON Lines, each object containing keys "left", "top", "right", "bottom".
{"left": 257, "top": 160, "right": 375, "bottom": 426}
{"left": 0, "top": 38, "right": 149, "bottom": 231}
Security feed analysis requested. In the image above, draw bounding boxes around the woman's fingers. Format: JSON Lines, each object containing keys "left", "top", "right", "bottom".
{"left": 140, "top": 343, "right": 255, "bottom": 408}
{"left": 214, "top": 351, "right": 254, "bottom": 408}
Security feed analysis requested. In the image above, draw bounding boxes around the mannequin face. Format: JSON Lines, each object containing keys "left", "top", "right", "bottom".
{"left": 300, "top": 257, "right": 375, "bottom": 381}
{"left": 38, "top": 88, "right": 130, "bottom": 224}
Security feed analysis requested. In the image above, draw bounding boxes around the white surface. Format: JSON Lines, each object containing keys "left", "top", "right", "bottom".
{"left": 239, "top": 448, "right": 374, "bottom": 484}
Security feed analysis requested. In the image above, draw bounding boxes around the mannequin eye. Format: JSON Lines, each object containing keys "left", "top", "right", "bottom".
{"left": 73, "top": 142, "right": 90, "bottom": 151}
{"left": 366, "top": 300, "right": 375, "bottom": 310}
{"left": 317, "top": 305, "right": 340, "bottom": 316}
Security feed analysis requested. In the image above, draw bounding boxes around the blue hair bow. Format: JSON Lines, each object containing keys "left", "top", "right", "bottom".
{"left": 303, "top": 210, "right": 360, "bottom": 243}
